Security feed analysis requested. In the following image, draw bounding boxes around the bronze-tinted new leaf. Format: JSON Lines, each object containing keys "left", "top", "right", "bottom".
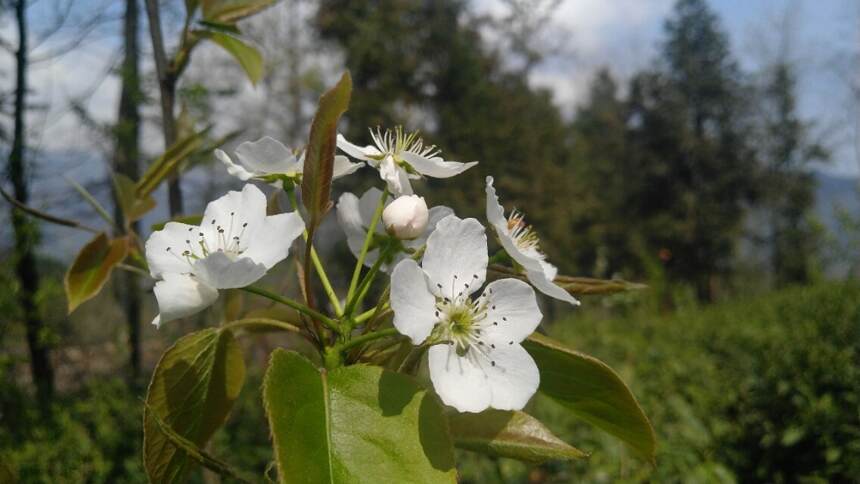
{"left": 136, "top": 128, "right": 207, "bottom": 198}
{"left": 301, "top": 72, "right": 352, "bottom": 234}
{"left": 449, "top": 409, "right": 588, "bottom": 463}
{"left": 65, "top": 233, "right": 129, "bottom": 313}
{"left": 113, "top": 173, "right": 156, "bottom": 224}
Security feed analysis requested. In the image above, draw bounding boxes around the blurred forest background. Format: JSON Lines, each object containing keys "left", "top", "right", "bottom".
{"left": 1, "top": 0, "right": 860, "bottom": 482}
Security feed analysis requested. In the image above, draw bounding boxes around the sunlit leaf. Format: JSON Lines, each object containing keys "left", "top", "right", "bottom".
{"left": 194, "top": 30, "right": 263, "bottom": 85}
{"left": 136, "top": 128, "right": 208, "bottom": 198}
{"left": 302, "top": 72, "right": 352, "bottom": 235}
{"left": 449, "top": 409, "right": 588, "bottom": 463}
{"left": 201, "top": 0, "right": 276, "bottom": 23}
{"left": 65, "top": 233, "right": 129, "bottom": 313}
{"left": 263, "top": 349, "right": 456, "bottom": 483}
{"left": 113, "top": 173, "right": 156, "bottom": 223}
{"left": 144, "top": 328, "right": 246, "bottom": 483}
{"left": 523, "top": 333, "right": 656, "bottom": 464}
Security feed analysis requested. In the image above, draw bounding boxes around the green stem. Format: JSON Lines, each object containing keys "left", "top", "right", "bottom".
{"left": 345, "top": 240, "right": 394, "bottom": 317}
{"left": 354, "top": 301, "right": 390, "bottom": 325}
{"left": 337, "top": 328, "right": 400, "bottom": 353}
{"left": 221, "top": 317, "right": 302, "bottom": 334}
{"left": 346, "top": 188, "right": 388, "bottom": 307}
{"left": 241, "top": 286, "right": 339, "bottom": 334}
{"left": 285, "top": 187, "right": 343, "bottom": 315}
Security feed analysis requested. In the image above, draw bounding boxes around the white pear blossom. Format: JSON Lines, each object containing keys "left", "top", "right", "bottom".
{"left": 145, "top": 184, "right": 304, "bottom": 327}
{"left": 485, "top": 176, "right": 580, "bottom": 306}
{"left": 390, "top": 215, "right": 542, "bottom": 413}
{"left": 336, "top": 127, "right": 478, "bottom": 196}
{"left": 337, "top": 188, "right": 452, "bottom": 270}
{"left": 215, "top": 135, "right": 362, "bottom": 184}
{"left": 383, "top": 195, "right": 429, "bottom": 239}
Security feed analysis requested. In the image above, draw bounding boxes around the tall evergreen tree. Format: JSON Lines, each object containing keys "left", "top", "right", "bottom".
{"left": 758, "top": 62, "right": 827, "bottom": 285}
{"left": 641, "top": 0, "right": 758, "bottom": 300}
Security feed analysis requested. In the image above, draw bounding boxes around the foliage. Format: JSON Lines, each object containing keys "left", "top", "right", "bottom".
{"left": 512, "top": 281, "right": 860, "bottom": 482}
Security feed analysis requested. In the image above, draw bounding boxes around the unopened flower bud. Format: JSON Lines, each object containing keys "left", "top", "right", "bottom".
{"left": 383, "top": 195, "right": 429, "bottom": 240}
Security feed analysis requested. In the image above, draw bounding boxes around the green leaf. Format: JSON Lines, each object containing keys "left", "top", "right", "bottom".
{"left": 301, "top": 72, "right": 352, "bottom": 235}
{"left": 113, "top": 173, "right": 156, "bottom": 223}
{"left": 523, "top": 333, "right": 656, "bottom": 464}
{"left": 202, "top": 0, "right": 276, "bottom": 23}
{"left": 195, "top": 30, "right": 263, "bottom": 85}
{"left": 66, "top": 176, "right": 115, "bottom": 228}
{"left": 65, "top": 233, "right": 128, "bottom": 313}
{"left": 151, "top": 214, "right": 203, "bottom": 232}
{"left": 145, "top": 403, "right": 253, "bottom": 483}
{"left": 263, "top": 350, "right": 456, "bottom": 483}
{"left": 449, "top": 409, "right": 587, "bottom": 463}
{"left": 136, "top": 128, "right": 208, "bottom": 198}
{"left": 197, "top": 19, "right": 242, "bottom": 35}
{"left": 144, "top": 328, "right": 246, "bottom": 483}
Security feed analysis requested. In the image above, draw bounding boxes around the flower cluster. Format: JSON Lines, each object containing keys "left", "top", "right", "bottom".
{"left": 145, "top": 127, "right": 579, "bottom": 414}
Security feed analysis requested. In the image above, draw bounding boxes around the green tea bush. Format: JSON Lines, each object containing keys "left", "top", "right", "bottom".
{"left": 520, "top": 281, "right": 860, "bottom": 482}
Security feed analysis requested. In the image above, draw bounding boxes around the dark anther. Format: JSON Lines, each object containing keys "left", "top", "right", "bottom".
{"left": 243, "top": 223, "right": 248, "bottom": 227}
{"left": 509, "top": 341, "right": 513, "bottom": 345}
{"left": 493, "top": 322, "right": 498, "bottom": 326}
{"left": 230, "top": 212, "right": 234, "bottom": 216}
{"left": 436, "top": 283, "right": 442, "bottom": 288}
{"left": 185, "top": 240, "right": 190, "bottom": 244}
{"left": 490, "top": 344, "right": 495, "bottom": 349}
{"left": 491, "top": 361, "right": 496, "bottom": 367}
{"left": 502, "top": 317, "right": 507, "bottom": 321}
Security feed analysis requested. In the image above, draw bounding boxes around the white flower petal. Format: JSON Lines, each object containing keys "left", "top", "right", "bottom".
{"left": 192, "top": 252, "right": 267, "bottom": 289}
{"left": 200, "top": 184, "right": 268, "bottom": 244}
{"left": 390, "top": 259, "right": 438, "bottom": 344}
{"left": 422, "top": 215, "right": 488, "bottom": 298}
{"left": 336, "top": 133, "right": 381, "bottom": 161}
{"left": 145, "top": 221, "right": 198, "bottom": 278}
{"left": 404, "top": 205, "right": 454, "bottom": 250}
{"left": 485, "top": 176, "right": 507, "bottom": 228}
{"left": 337, "top": 192, "right": 369, "bottom": 259}
{"left": 358, "top": 187, "right": 385, "bottom": 229}
{"left": 332, "top": 155, "right": 363, "bottom": 179}
{"left": 241, "top": 211, "right": 305, "bottom": 269}
{"left": 526, "top": 267, "right": 581, "bottom": 306}
{"left": 235, "top": 136, "right": 300, "bottom": 174}
{"left": 152, "top": 273, "right": 218, "bottom": 327}
{"left": 401, "top": 151, "right": 478, "bottom": 178}
{"left": 379, "top": 157, "right": 413, "bottom": 195}
{"left": 481, "top": 343, "right": 540, "bottom": 411}
{"left": 215, "top": 149, "right": 256, "bottom": 181}
{"left": 428, "top": 344, "right": 492, "bottom": 412}
{"left": 481, "top": 278, "right": 542, "bottom": 343}
{"left": 484, "top": 178, "right": 543, "bottom": 274}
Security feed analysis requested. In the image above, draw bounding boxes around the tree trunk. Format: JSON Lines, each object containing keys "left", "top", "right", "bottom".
{"left": 113, "top": 0, "right": 144, "bottom": 380}
{"left": 8, "top": 0, "right": 54, "bottom": 406}
{"left": 143, "top": 0, "right": 182, "bottom": 216}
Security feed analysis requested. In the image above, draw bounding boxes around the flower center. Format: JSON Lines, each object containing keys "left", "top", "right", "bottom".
{"left": 506, "top": 210, "right": 544, "bottom": 258}
{"left": 369, "top": 126, "right": 440, "bottom": 165}
{"left": 164, "top": 212, "right": 249, "bottom": 268}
